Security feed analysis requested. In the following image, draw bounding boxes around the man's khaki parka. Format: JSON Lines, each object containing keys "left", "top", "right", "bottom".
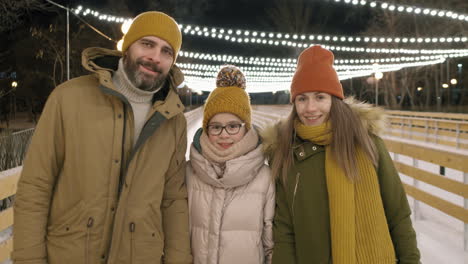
{"left": 12, "top": 47, "right": 192, "bottom": 264}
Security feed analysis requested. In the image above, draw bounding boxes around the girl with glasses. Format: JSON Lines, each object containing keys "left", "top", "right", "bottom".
{"left": 262, "top": 46, "right": 420, "bottom": 264}
{"left": 186, "top": 65, "right": 274, "bottom": 264}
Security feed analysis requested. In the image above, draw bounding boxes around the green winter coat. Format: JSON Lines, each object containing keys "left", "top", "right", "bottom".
{"left": 13, "top": 47, "right": 192, "bottom": 264}
{"left": 262, "top": 101, "right": 420, "bottom": 264}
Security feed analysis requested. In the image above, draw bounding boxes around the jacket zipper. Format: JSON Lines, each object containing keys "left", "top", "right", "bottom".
{"left": 118, "top": 104, "right": 128, "bottom": 198}
{"left": 292, "top": 172, "right": 301, "bottom": 217}
{"left": 130, "top": 222, "right": 136, "bottom": 264}
{"left": 85, "top": 217, "right": 94, "bottom": 264}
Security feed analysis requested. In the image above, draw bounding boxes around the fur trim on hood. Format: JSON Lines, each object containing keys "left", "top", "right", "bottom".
{"left": 259, "top": 97, "right": 387, "bottom": 157}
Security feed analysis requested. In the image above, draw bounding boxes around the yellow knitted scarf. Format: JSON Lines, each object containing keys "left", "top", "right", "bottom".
{"left": 294, "top": 119, "right": 396, "bottom": 264}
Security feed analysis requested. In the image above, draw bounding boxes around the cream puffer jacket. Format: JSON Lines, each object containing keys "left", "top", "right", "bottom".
{"left": 187, "top": 140, "right": 275, "bottom": 264}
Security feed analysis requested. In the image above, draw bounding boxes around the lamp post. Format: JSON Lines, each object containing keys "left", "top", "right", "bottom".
{"left": 447, "top": 78, "right": 459, "bottom": 105}
{"left": 10, "top": 81, "right": 18, "bottom": 119}
{"left": 458, "top": 64, "right": 463, "bottom": 104}
{"left": 442, "top": 83, "right": 449, "bottom": 105}
{"left": 374, "top": 71, "right": 383, "bottom": 106}
{"left": 372, "top": 63, "right": 383, "bottom": 106}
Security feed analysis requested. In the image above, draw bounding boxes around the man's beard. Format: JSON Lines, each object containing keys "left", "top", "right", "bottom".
{"left": 123, "top": 56, "right": 168, "bottom": 92}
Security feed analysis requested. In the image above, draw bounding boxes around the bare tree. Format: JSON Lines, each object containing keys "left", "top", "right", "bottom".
{"left": 361, "top": 0, "right": 468, "bottom": 110}
{"left": 0, "top": 0, "right": 55, "bottom": 33}
{"left": 264, "top": 0, "right": 312, "bottom": 34}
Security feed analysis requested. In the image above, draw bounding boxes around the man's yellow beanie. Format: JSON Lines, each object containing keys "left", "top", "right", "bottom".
{"left": 122, "top": 11, "right": 182, "bottom": 61}
{"left": 203, "top": 65, "right": 252, "bottom": 131}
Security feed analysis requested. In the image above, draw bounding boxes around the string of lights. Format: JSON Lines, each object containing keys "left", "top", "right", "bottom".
{"left": 177, "top": 50, "right": 468, "bottom": 67}
{"left": 39, "top": 0, "right": 468, "bottom": 94}
{"left": 177, "top": 60, "right": 449, "bottom": 74}
{"left": 179, "top": 24, "right": 468, "bottom": 45}
{"left": 322, "top": 0, "right": 468, "bottom": 23}
{"left": 73, "top": 5, "right": 468, "bottom": 47}
{"left": 183, "top": 76, "right": 292, "bottom": 93}
{"left": 180, "top": 29, "right": 468, "bottom": 54}
{"left": 180, "top": 58, "right": 447, "bottom": 77}
{"left": 180, "top": 57, "right": 447, "bottom": 92}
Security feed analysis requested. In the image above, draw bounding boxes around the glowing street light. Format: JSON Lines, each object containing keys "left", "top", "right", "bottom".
{"left": 375, "top": 72, "right": 383, "bottom": 80}
{"left": 11, "top": 81, "right": 18, "bottom": 88}
{"left": 450, "top": 78, "right": 458, "bottom": 85}
{"left": 442, "top": 83, "right": 449, "bottom": 89}
{"left": 417, "top": 87, "right": 423, "bottom": 91}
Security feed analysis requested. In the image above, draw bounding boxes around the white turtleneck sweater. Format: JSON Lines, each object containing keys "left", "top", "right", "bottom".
{"left": 112, "top": 59, "right": 163, "bottom": 146}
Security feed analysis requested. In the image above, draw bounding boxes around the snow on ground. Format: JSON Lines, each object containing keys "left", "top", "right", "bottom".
{"left": 0, "top": 227, "right": 12, "bottom": 264}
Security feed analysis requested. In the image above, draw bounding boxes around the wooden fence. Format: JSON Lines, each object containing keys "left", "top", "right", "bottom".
{"left": 0, "top": 168, "right": 19, "bottom": 262}
{"left": 386, "top": 110, "right": 468, "bottom": 150}
{"left": 384, "top": 139, "right": 468, "bottom": 250}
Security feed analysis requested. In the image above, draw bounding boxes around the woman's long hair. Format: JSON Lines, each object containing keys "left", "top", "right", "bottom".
{"left": 270, "top": 106, "right": 297, "bottom": 184}
{"left": 271, "top": 96, "right": 379, "bottom": 184}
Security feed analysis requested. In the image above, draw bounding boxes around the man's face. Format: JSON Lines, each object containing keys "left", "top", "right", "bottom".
{"left": 123, "top": 36, "right": 174, "bottom": 92}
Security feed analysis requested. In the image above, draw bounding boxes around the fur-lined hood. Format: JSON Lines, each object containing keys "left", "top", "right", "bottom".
{"left": 259, "top": 97, "right": 387, "bottom": 157}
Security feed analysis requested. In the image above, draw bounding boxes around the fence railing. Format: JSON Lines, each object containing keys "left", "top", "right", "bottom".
{"left": 0, "top": 128, "right": 34, "bottom": 172}
{"left": 383, "top": 138, "right": 468, "bottom": 250}
{"left": 386, "top": 110, "right": 468, "bottom": 150}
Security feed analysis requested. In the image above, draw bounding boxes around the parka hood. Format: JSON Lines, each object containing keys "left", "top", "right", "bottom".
{"left": 81, "top": 47, "right": 185, "bottom": 91}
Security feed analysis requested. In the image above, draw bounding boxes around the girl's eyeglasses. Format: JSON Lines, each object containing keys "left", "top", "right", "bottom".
{"left": 207, "top": 123, "right": 245, "bottom": 136}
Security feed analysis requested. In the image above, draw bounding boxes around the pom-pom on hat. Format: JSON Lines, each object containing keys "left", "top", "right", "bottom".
{"left": 122, "top": 11, "right": 182, "bottom": 62}
{"left": 290, "top": 45, "right": 344, "bottom": 102}
{"left": 203, "top": 65, "right": 252, "bottom": 131}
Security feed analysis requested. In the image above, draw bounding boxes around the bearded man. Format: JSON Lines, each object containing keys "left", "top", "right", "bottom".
{"left": 13, "top": 11, "right": 192, "bottom": 264}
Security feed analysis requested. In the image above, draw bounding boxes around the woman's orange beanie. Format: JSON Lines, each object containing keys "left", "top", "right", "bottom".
{"left": 290, "top": 45, "right": 344, "bottom": 101}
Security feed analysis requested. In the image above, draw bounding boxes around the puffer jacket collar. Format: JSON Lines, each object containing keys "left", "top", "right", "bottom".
{"left": 189, "top": 133, "right": 266, "bottom": 189}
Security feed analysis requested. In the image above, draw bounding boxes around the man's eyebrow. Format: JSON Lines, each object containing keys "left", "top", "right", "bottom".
{"left": 162, "top": 45, "right": 174, "bottom": 53}
{"left": 140, "top": 38, "right": 156, "bottom": 44}
{"left": 140, "top": 38, "right": 173, "bottom": 52}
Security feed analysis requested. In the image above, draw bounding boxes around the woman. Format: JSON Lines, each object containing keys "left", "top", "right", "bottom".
{"left": 187, "top": 65, "right": 274, "bottom": 264}
{"left": 263, "top": 45, "right": 420, "bottom": 264}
